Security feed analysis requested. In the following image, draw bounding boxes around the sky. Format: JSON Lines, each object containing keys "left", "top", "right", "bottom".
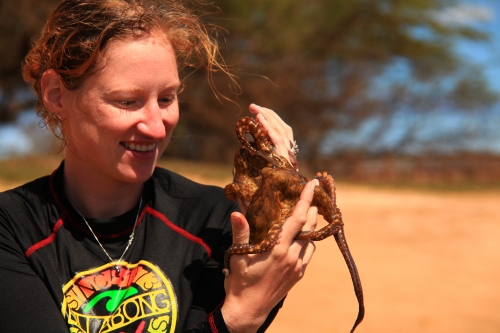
{"left": 322, "top": 0, "right": 500, "bottom": 155}
{"left": 453, "top": 0, "right": 500, "bottom": 92}
{"left": 2, "top": 0, "right": 500, "bottom": 158}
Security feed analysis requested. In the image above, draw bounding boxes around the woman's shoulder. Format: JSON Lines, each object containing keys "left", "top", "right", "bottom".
{"left": 0, "top": 175, "right": 54, "bottom": 242}
{"left": 150, "top": 166, "right": 238, "bottom": 219}
{"left": 152, "top": 166, "right": 227, "bottom": 199}
{"left": 0, "top": 175, "right": 52, "bottom": 210}
{"left": 150, "top": 166, "right": 237, "bottom": 234}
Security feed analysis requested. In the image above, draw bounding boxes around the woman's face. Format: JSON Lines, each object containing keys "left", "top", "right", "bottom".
{"left": 61, "top": 34, "right": 180, "bottom": 185}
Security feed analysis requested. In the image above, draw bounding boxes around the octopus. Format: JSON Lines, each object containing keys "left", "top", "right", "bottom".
{"left": 223, "top": 116, "right": 364, "bottom": 333}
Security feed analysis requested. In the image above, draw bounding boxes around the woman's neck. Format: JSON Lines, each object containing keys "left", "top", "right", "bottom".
{"left": 63, "top": 159, "right": 145, "bottom": 219}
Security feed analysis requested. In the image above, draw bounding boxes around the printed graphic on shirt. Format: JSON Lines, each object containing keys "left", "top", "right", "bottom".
{"left": 61, "top": 260, "right": 178, "bottom": 333}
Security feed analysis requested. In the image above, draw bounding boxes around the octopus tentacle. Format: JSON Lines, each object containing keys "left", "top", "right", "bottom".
{"left": 296, "top": 214, "right": 343, "bottom": 241}
{"left": 334, "top": 229, "right": 364, "bottom": 333}
{"left": 223, "top": 224, "right": 284, "bottom": 276}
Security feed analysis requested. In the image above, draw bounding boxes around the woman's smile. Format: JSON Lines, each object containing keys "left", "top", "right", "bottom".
{"left": 60, "top": 34, "right": 180, "bottom": 188}
{"left": 121, "top": 142, "right": 158, "bottom": 153}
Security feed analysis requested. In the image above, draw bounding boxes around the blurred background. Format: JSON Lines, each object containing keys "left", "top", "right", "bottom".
{"left": 2, "top": 0, "right": 500, "bottom": 188}
{"left": 0, "top": 1, "right": 499, "bottom": 332}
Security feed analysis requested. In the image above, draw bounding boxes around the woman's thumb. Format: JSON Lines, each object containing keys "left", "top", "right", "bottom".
{"left": 230, "top": 212, "right": 250, "bottom": 245}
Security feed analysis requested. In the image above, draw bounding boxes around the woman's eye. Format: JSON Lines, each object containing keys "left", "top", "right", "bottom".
{"left": 159, "top": 95, "right": 176, "bottom": 104}
{"left": 118, "top": 100, "right": 135, "bottom": 107}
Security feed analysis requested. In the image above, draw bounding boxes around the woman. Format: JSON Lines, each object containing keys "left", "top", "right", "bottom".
{"left": 0, "top": 0, "right": 317, "bottom": 332}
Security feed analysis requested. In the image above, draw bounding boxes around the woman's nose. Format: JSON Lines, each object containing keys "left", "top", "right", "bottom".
{"left": 137, "top": 101, "right": 167, "bottom": 139}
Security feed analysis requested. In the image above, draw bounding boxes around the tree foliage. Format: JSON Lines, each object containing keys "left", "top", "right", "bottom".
{"left": 174, "top": 0, "right": 499, "bottom": 166}
{"left": 0, "top": 0, "right": 498, "bottom": 166}
{"left": 0, "top": 0, "right": 60, "bottom": 122}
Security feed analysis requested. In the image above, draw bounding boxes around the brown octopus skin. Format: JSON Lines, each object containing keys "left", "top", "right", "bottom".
{"left": 223, "top": 116, "right": 364, "bottom": 333}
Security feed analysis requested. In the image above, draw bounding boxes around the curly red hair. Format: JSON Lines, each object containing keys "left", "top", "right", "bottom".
{"left": 22, "top": 0, "right": 232, "bottom": 139}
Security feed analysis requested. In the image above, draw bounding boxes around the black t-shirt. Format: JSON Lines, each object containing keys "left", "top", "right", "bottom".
{"left": 0, "top": 162, "right": 281, "bottom": 332}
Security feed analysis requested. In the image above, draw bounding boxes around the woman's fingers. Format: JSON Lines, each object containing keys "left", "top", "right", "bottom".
{"left": 249, "top": 104, "right": 293, "bottom": 141}
{"left": 248, "top": 104, "right": 295, "bottom": 161}
{"left": 223, "top": 181, "right": 318, "bottom": 329}
{"left": 281, "top": 180, "right": 318, "bottom": 274}
{"left": 227, "top": 212, "right": 254, "bottom": 275}
{"left": 230, "top": 212, "right": 250, "bottom": 245}
{"left": 299, "top": 240, "right": 316, "bottom": 274}
{"left": 279, "top": 180, "right": 318, "bottom": 245}
{"left": 304, "top": 206, "right": 318, "bottom": 233}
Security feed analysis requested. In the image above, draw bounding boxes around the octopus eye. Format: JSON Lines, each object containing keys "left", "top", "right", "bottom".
{"left": 245, "top": 133, "right": 255, "bottom": 143}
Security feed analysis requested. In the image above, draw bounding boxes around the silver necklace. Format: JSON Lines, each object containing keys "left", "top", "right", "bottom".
{"left": 72, "top": 196, "right": 142, "bottom": 276}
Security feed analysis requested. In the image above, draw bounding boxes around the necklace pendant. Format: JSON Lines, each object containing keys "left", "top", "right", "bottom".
{"left": 72, "top": 196, "right": 142, "bottom": 279}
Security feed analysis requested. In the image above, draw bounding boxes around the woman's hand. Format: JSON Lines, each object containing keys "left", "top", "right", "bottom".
{"left": 221, "top": 180, "right": 318, "bottom": 333}
{"left": 248, "top": 104, "right": 298, "bottom": 169}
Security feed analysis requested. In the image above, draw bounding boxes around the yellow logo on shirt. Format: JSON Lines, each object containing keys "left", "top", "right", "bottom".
{"left": 61, "top": 260, "right": 177, "bottom": 333}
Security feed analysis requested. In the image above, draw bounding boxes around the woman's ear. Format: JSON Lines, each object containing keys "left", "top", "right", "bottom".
{"left": 41, "top": 69, "right": 67, "bottom": 119}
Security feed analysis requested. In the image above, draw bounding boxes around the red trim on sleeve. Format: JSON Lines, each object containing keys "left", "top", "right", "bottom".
{"left": 145, "top": 206, "right": 212, "bottom": 257}
{"left": 25, "top": 217, "right": 65, "bottom": 258}
{"left": 208, "top": 313, "right": 218, "bottom": 333}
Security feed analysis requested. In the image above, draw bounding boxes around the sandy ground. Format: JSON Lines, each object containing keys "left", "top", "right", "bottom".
{"left": 268, "top": 185, "right": 500, "bottom": 333}
{"left": 2, "top": 178, "right": 499, "bottom": 333}
{"left": 183, "top": 176, "right": 500, "bottom": 333}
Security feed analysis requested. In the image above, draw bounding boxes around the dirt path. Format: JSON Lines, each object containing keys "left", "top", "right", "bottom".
{"left": 269, "top": 185, "right": 500, "bottom": 333}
